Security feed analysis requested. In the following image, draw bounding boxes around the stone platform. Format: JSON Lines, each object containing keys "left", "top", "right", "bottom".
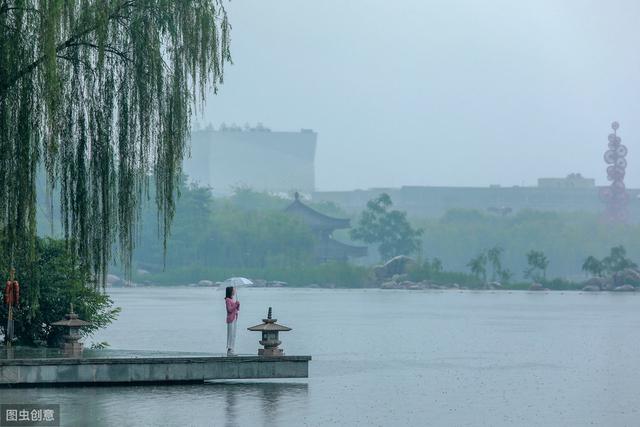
{"left": 0, "top": 348, "right": 310, "bottom": 387}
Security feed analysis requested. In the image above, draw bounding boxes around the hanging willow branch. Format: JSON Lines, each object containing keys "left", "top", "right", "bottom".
{"left": 0, "top": 0, "right": 232, "bottom": 285}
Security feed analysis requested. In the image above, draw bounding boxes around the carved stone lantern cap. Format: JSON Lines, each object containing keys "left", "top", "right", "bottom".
{"left": 247, "top": 307, "right": 292, "bottom": 332}
{"left": 52, "top": 303, "right": 91, "bottom": 328}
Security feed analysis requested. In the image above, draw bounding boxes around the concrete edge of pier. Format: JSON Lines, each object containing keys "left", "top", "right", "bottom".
{"left": 0, "top": 355, "right": 311, "bottom": 387}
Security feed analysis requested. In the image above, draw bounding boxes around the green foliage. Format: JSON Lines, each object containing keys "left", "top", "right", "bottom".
{"left": 229, "top": 187, "right": 289, "bottom": 212}
{"left": 127, "top": 183, "right": 370, "bottom": 287}
{"left": 487, "top": 246, "right": 503, "bottom": 277}
{"left": 227, "top": 187, "right": 348, "bottom": 217}
{"left": 502, "top": 278, "right": 582, "bottom": 291}
{"left": 498, "top": 268, "right": 514, "bottom": 283}
{"left": 431, "top": 257, "right": 443, "bottom": 273}
{"left": 90, "top": 341, "right": 110, "bottom": 350}
{"left": 0, "top": 237, "right": 119, "bottom": 346}
{"left": 485, "top": 245, "right": 512, "bottom": 282}
{"left": 0, "top": 1, "right": 232, "bottom": 284}
{"left": 582, "top": 256, "right": 604, "bottom": 277}
{"left": 135, "top": 182, "right": 316, "bottom": 272}
{"left": 351, "top": 193, "right": 423, "bottom": 260}
{"left": 601, "top": 245, "right": 637, "bottom": 274}
{"left": 467, "top": 252, "right": 487, "bottom": 282}
{"left": 582, "top": 246, "right": 638, "bottom": 286}
{"left": 416, "top": 209, "right": 640, "bottom": 279}
{"left": 524, "top": 250, "right": 549, "bottom": 281}
{"left": 538, "top": 278, "right": 582, "bottom": 291}
{"left": 407, "top": 257, "right": 479, "bottom": 286}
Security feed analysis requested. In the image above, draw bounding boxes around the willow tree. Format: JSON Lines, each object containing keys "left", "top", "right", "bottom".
{"left": 0, "top": 1, "right": 231, "bottom": 284}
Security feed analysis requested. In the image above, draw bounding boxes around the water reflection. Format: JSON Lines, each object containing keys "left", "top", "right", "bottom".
{"left": 210, "top": 382, "right": 308, "bottom": 427}
{"left": 0, "top": 381, "right": 309, "bottom": 427}
{"left": 224, "top": 383, "right": 238, "bottom": 427}
{"left": 5, "top": 288, "right": 639, "bottom": 426}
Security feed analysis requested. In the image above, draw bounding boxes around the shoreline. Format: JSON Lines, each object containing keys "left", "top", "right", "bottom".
{"left": 105, "top": 283, "right": 637, "bottom": 292}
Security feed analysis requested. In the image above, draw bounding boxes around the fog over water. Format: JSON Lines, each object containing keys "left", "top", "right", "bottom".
{"left": 200, "top": 0, "right": 640, "bottom": 191}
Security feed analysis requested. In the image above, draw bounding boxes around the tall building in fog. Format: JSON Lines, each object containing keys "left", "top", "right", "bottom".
{"left": 184, "top": 124, "right": 317, "bottom": 194}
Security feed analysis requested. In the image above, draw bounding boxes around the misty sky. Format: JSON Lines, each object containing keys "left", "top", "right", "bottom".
{"left": 200, "top": 0, "right": 640, "bottom": 191}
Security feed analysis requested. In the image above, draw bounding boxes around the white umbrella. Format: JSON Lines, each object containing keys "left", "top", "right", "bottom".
{"left": 223, "top": 277, "right": 253, "bottom": 287}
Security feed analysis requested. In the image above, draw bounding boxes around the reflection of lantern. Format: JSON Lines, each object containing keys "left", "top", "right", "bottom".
{"left": 247, "top": 307, "right": 292, "bottom": 357}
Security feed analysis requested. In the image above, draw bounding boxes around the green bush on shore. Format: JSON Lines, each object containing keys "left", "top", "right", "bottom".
{"left": 0, "top": 238, "right": 120, "bottom": 346}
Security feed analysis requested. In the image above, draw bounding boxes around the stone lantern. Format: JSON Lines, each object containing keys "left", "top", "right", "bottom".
{"left": 52, "top": 304, "right": 90, "bottom": 355}
{"left": 247, "top": 307, "right": 291, "bottom": 356}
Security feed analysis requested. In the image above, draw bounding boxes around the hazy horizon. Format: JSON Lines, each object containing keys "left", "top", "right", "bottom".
{"left": 198, "top": 0, "right": 640, "bottom": 191}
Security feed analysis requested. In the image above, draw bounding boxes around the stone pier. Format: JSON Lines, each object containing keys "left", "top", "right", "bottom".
{"left": 0, "top": 349, "right": 310, "bottom": 386}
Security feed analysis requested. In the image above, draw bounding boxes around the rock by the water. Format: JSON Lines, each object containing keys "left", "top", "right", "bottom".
{"left": 613, "top": 285, "right": 635, "bottom": 292}
{"left": 380, "top": 281, "right": 399, "bottom": 289}
{"left": 584, "top": 277, "right": 608, "bottom": 289}
{"left": 529, "top": 283, "right": 546, "bottom": 291}
{"left": 373, "top": 255, "right": 416, "bottom": 279}
{"left": 603, "top": 270, "right": 640, "bottom": 289}
{"left": 267, "top": 281, "right": 287, "bottom": 287}
{"left": 198, "top": 280, "right": 214, "bottom": 287}
{"left": 623, "top": 268, "right": 640, "bottom": 279}
{"left": 582, "top": 285, "right": 601, "bottom": 292}
{"left": 391, "top": 274, "right": 408, "bottom": 283}
{"left": 398, "top": 281, "right": 423, "bottom": 290}
{"left": 483, "top": 282, "right": 502, "bottom": 290}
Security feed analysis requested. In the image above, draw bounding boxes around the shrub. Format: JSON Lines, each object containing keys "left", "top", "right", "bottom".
{"left": 0, "top": 238, "right": 119, "bottom": 346}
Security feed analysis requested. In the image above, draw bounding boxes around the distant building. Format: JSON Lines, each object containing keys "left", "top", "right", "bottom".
{"left": 313, "top": 174, "right": 640, "bottom": 221}
{"left": 184, "top": 124, "right": 317, "bottom": 194}
{"left": 285, "top": 193, "right": 367, "bottom": 262}
{"left": 537, "top": 173, "right": 595, "bottom": 189}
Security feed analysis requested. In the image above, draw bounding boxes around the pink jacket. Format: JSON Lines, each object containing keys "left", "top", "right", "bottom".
{"left": 225, "top": 298, "right": 240, "bottom": 323}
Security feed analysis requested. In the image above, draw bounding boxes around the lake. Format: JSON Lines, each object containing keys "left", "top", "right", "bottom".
{"left": 1, "top": 287, "right": 639, "bottom": 426}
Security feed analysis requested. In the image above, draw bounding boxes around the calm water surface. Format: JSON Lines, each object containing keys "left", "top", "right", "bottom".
{"left": 1, "top": 288, "right": 639, "bottom": 426}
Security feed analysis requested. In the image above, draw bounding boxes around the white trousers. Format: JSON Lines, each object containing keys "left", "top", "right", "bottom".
{"left": 226, "top": 320, "right": 237, "bottom": 352}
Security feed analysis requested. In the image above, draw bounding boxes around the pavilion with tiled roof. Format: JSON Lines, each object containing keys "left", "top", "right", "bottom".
{"left": 284, "top": 193, "right": 367, "bottom": 262}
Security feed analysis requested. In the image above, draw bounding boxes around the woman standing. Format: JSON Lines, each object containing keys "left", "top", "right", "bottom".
{"left": 225, "top": 286, "right": 240, "bottom": 356}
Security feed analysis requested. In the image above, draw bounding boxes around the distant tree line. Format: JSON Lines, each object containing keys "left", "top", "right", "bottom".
{"left": 135, "top": 183, "right": 317, "bottom": 272}
{"left": 416, "top": 209, "right": 640, "bottom": 280}
{"left": 126, "top": 185, "right": 640, "bottom": 287}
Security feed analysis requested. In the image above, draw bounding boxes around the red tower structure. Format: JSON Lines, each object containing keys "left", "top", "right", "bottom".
{"left": 600, "top": 121, "right": 629, "bottom": 222}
